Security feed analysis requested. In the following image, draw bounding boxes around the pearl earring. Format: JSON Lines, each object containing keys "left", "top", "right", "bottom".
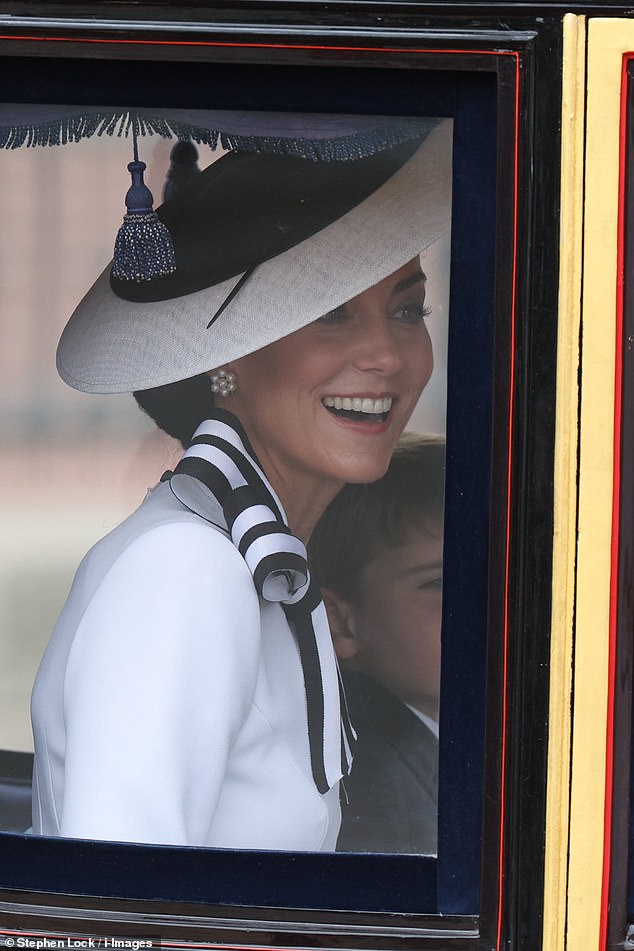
{"left": 210, "top": 367, "right": 237, "bottom": 397}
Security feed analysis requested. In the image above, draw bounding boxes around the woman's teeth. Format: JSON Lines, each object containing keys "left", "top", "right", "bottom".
{"left": 322, "top": 396, "right": 393, "bottom": 422}
{"left": 322, "top": 396, "right": 393, "bottom": 414}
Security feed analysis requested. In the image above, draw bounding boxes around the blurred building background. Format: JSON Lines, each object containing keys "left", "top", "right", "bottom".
{"left": 0, "top": 115, "right": 450, "bottom": 751}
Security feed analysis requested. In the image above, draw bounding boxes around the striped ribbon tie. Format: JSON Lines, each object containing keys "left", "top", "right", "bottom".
{"left": 169, "top": 408, "right": 355, "bottom": 794}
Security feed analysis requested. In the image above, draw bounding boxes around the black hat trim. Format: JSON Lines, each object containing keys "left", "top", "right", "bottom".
{"left": 110, "top": 124, "right": 435, "bottom": 305}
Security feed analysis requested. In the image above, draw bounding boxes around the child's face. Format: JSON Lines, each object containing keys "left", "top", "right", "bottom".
{"left": 349, "top": 519, "right": 442, "bottom": 720}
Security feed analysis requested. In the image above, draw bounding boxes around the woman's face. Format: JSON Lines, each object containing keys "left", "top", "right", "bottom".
{"left": 221, "top": 258, "right": 433, "bottom": 501}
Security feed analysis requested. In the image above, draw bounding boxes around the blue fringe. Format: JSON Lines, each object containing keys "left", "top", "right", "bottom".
{"left": 0, "top": 111, "right": 430, "bottom": 162}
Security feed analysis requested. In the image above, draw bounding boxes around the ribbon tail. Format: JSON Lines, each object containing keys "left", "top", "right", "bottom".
{"left": 285, "top": 595, "right": 330, "bottom": 794}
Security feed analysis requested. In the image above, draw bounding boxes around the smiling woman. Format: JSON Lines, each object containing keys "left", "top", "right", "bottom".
{"left": 217, "top": 259, "right": 433, "bottom": 541}
{"left": 28, "top": 112, "right": 452, "bottom": 850}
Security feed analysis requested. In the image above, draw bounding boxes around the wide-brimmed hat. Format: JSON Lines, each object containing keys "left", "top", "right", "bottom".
{"left": 56, "top": 117, "right": 452, "bottom": 394}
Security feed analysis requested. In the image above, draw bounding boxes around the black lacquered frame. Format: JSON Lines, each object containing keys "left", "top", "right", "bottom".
{"left": 0, "top": 5, "right": 564, "bottom": 950}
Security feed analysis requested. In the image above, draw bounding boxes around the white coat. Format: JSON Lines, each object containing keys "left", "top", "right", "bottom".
{"left": 31, "top": 480, "right": 341, "bottom": 850}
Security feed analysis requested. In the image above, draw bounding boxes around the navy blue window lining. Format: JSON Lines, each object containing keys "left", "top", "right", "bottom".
{"left": 0, "top": 57, "right": 496, "bottom": 917}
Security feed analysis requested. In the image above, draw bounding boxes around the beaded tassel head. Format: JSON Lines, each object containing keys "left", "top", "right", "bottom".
{"left": 111, "top": 122, "right": 176, "bottom": 283}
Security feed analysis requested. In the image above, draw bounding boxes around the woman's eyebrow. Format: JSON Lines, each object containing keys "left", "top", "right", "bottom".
{"left": 392, "top": 271, "right": 428, "bottom": 295}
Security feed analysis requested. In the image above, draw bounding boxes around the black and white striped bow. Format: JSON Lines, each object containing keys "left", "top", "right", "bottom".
{"left": 169, "top": 408, "right": 355, "bottom": 794}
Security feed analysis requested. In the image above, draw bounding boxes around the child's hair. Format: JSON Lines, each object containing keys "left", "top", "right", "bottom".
{"left": 309, "top": 432, "right": 445, "bottom": 603}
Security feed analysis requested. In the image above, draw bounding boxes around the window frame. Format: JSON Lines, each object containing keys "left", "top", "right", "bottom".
{"left": 0, "top": 6, "right": 564, "bottom": 950}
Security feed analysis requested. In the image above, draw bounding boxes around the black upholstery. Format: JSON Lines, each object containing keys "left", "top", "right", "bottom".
{"left": 0, "top": 749, "right": 33, "bottom": 832}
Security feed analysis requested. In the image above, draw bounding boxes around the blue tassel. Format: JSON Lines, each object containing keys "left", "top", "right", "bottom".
{"left": 111, "top": 156, "right": 176, "bottom": 283}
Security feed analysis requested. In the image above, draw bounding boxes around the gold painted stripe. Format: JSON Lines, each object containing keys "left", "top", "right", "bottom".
{"left": 543, "top": 14, "right": 586, "bottom": 951}
{"left": 567, "top": 17, "right": 634, "bottom": 951}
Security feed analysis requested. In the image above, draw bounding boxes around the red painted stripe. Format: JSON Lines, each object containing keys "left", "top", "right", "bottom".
{"left": 0, "top": 33, "right": 517, "bottom": 56}
{"left": 599, "top": 48, "right": 631, "bottom": 951}
{"left": 496, "top": 50, "right": 521, "bottom": 951}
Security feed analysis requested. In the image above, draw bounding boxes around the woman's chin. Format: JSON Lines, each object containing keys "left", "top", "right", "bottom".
{"left": 333, "top": 455, "right": 393, "bottom": 486}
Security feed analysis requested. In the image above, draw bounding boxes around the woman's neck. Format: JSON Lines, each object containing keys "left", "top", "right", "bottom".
{"left": 210, "top": 405, "right": 344, "bottom": 544}
{"left": 264, "top": 465, "right": 343, "bottom": 545}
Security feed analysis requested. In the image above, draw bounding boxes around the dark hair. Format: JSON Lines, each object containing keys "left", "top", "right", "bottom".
{"left": 308, "top": 433, "right": 445, "bottom": 603}
{"left": 133, "top": 374, "right": 213, "bottom": 448}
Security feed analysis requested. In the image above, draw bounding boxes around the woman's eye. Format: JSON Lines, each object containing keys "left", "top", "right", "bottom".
{"left": 394, "top": 302, "right": 432, "bottom": 324}
{"left": 316, "top": 305, "right": 348, "bottom": 324}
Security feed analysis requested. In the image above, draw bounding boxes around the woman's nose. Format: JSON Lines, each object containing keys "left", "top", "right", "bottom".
{"left": 352, "top": 316, "right": 404, "bottom": 375}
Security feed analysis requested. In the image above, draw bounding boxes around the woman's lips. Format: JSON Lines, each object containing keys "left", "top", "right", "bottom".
{"left": 321, "top": 395, "right": 395, "bottom": 428}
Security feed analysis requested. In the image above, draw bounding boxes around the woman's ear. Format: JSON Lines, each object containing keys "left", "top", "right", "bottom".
{"left": 321, "top": 588, "right": 359, "bottom": 661}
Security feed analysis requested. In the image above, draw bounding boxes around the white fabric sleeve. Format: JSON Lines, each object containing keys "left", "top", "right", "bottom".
{"left": 60, "top": 521, "right": 261, "bottom": 845}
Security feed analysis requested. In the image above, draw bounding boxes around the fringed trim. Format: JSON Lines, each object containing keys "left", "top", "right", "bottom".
{"left": 0, "top": 111, "right": 431, "bottom": 162}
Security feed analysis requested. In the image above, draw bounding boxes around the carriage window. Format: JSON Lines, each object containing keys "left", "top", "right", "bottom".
{"left": 0, "top": 42, "right": 511, "bottom": 938}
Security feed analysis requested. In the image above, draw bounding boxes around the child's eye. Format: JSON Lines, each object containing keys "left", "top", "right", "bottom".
{"left": 394, "top": 302, "right": 432, "bottom": 324}
{"left": 419, "top": 576, "right": 443, "bottom": 591}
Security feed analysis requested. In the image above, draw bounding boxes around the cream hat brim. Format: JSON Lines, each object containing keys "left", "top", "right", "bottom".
{"left": 57, "top": 119, "right": 452, "bottom": 394}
